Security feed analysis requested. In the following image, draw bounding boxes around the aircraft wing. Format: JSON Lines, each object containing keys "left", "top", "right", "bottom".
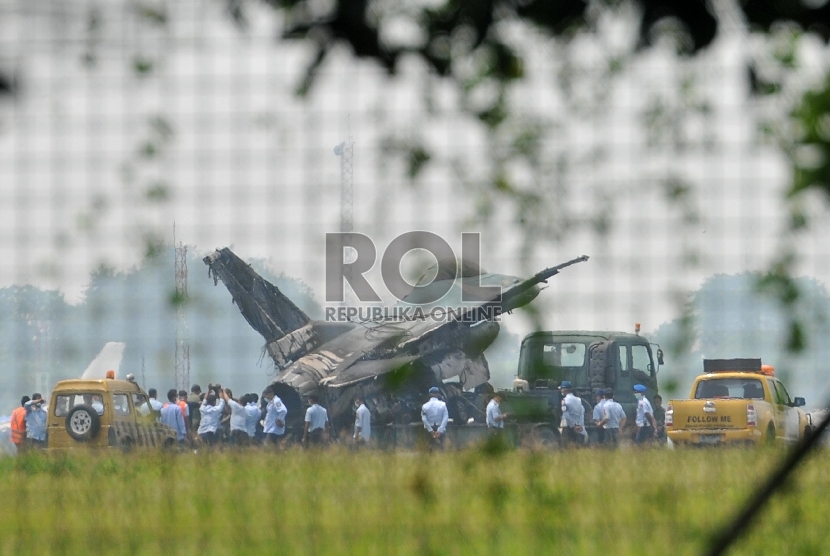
{"left": 321, "top": 356, "right": 421, "bottom": 388}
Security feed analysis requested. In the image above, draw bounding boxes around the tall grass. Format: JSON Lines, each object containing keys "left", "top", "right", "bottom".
{"left": 0, "top": 446, "right": 826, "bottom": 555}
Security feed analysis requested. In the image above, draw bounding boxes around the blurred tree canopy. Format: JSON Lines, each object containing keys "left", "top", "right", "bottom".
{"left": 237, "top": 0, "right": 830, "bottom": 336}
{"left": 247, "top": 0, "right": 829, "bottom": 87}
{"left": 229, "top": 0, "right": 830, "bottom": 221}
{"left": 653, "top": 272, "right": 830, "bottom": 403}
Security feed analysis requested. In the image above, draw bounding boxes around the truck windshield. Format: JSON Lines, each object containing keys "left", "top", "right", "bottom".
{"left": 542, "top": 343, "right": 586, "bottom": 367}
{"left": 694, "top": 378, "right": 764, "bottom": 400}
{"left": 518, "top": 340, "right": 588, "bottom": 385}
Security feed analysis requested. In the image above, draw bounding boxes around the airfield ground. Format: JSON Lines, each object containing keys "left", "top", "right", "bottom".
{"left": 0, "top": 447, "right": 826, "bottom": 555}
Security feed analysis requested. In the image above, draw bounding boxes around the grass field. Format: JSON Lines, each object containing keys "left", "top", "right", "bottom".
{"left": 0, "top": 445, "right": 827, "bottom": 555}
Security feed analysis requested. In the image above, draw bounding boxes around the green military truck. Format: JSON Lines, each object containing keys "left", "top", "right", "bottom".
{"left": 377, "top": 328, "right": 662, "bottom": 448}
{"left": 498, "top": 329, "right": 663, "bottom": 446}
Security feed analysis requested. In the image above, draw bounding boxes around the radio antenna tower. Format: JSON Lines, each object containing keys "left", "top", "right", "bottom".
{"left": 334, "top": 119, "right": 356, "bottom": 309}
{"left": 173, "top": 223, "right": 190, "bottom": 391}
{"left": 334, "top": 118, "right": 354, "bottom": 234}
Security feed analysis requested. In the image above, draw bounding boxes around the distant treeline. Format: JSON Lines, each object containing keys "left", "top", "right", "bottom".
{"left": 652, "top": 272, "right": 830, "bottom": 408}
{"left": 0, "top": 247, "right": 322, "bottom": 414}
{"left": 2, "top": 258, "right": 829, "bottom": 414}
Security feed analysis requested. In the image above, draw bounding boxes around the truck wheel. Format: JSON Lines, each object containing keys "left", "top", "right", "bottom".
{"left": 120, "top": 437, "right": 135, "bottom": 453}
{"left": 521, "top": 425, "right": 559, "bottom": 449}
{"left": 65, "top": 404, "right": 101, "bottom": 441}
{"left": 766, "top": 425, "right": 776, "bottom": 445}
{"left": 447, "top": 397, "right": 470, "bottom": 425}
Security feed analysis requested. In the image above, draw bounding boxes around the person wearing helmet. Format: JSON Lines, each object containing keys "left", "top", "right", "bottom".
{"left": 633, "top": 384, "right": 658, "bottom": 444}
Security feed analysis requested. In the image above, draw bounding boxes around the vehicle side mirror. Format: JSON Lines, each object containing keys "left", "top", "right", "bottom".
{"left": 793, "top": 397, "right": 806, "bottom": 407}
{"left": 656, "top": 348, "right": 664, "bottom": 366}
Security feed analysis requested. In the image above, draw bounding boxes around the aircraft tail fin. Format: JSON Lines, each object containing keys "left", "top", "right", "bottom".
{"left": 204, "top": 248, "right": 311, "bottom": 344}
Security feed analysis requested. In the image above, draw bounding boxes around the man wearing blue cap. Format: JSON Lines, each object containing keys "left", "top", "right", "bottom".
{"left": 421, "top": 387, "right": 449, "bottom": 449}
{"left": 591, "top": 389, "right": 606, "bottom": 445}
{"left": 559, "top": 381, "right": 586, "bottom": 447}
{"left": 633, "top": 384, "right": 658, "bottom": 444}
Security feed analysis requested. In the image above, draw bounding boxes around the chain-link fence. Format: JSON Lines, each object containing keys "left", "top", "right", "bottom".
{"left": 1, "top": 0, "right": 830, "bottom": 419}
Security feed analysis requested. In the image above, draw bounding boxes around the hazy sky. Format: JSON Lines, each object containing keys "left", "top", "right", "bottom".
{"left": 2, "top": 0, "right": 830, "bottom": 345}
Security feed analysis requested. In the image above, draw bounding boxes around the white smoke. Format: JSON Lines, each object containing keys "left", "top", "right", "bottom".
{"left": 80, "top": 342, "right": 126, "bottom": 380}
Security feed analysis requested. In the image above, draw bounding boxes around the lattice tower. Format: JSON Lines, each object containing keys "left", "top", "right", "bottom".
{"left": 174, "top": 226, "right": 190, "bottom": 391}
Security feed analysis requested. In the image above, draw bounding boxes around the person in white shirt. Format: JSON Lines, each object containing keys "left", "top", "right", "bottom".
{"left": 592, "top": 390, "right": 607, "bottom": 445}
{"left": 486, "top": 393, "right": 509, "bottom": 431}
{"left": 599, "top": 388, "right": 627, "bottom": 448}
{"left": 353, "top": 395, "right": 371, "bottom": 446}
{"left": 139, "top": 389, "right": 164, "bottom": 419}
{"left": 220, "top": 388, "right": 250, "bottom": 446}
{"left": 244, "top": 394, "right": 261, "bottom": 441}
{"left": 559, "top": 381, "right": 586, "bottom": 447}
{"left": 90, "top": 394, "right": 105, "bottom": 416}
{"left": 263, "top": 386, "right": 288, "bottom": 446}
{"left": 197, "top": 387, "right": 225, "bottom": 446}
{"left": 421, "top": 387, "right": 449, "bottom": 449}
{"left": 633, "top": 384, "right": 658, "bottom": 444}
{"left": 302, "top": 394, "right": 329, "bottom": 447}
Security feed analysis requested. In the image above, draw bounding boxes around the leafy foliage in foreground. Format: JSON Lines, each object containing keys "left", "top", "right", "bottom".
{"left": 0, "top": 447, "right": 827, "bottom": 555}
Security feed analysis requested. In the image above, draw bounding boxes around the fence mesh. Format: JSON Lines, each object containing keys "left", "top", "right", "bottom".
{"left": 1, "top": 0, "right": 829, "bottom": 417}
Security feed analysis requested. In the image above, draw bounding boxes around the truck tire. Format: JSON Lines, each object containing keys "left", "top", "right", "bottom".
{"left": 120, "top": 437, "right": 135, "bottom": 453}
{"left": 766, "top": 425, "right": 776, "bottom": 446}
{"left": 65, "top": 404, "right": 101, "bottom": 442}
{"left": 520, "top": 425, "right": 559, "bottom": 449}
{"left": 447, "top": 397, "right": 470, "bottom": 425}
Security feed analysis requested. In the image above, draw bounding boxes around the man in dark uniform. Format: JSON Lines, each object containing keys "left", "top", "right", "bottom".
{"left": 652, "top": 394, "right": 666, "bottom": 440}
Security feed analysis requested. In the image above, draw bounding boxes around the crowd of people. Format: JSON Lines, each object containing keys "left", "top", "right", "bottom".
{"left": 137, "top": 384, "right": 375, "bottom": 450}
{"left": 481, "top": 381, "right": 667, "bottom": 449}
{"left": 557, "top": 381, "right": 667, "bottom": 448}
{"left": 9, "top": 379, "right": 665, "bottom": 452}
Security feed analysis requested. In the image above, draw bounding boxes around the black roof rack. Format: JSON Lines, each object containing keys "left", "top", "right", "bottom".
{"left": 703, "top": 358, "right": 762, "bottom": 373}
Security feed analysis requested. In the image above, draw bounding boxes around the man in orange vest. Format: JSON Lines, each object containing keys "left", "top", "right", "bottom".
{"left": 10, "top": 396, "right": 30, "bottom": 454}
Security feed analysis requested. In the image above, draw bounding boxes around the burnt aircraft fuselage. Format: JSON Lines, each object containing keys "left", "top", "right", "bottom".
{"left": 204, "top": 248, "right": 588, "bottom": 432}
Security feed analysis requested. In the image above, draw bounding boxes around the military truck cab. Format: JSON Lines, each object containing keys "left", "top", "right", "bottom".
{"left": 504, "top": 330, "right": 661, "bottom": 439}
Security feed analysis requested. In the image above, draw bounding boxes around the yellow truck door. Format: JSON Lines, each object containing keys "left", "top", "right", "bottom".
{"left": 772, "top": 380, "right": 801, "bottom": 443}
{"left": 111, "top": 392, "right": 143, "bottom": 447}
{"left": 765, "top": 379, "right": 788, "bottom": 442}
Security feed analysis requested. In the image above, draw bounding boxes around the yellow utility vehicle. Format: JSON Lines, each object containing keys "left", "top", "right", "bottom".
{"left": 46, "top": 372, "right": 177, "bottom": 451}
{"left": 666, "top": 359, "right": 810, "bottom": 446}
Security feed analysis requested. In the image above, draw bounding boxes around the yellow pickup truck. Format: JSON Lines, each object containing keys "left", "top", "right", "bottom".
{"left": 666, "top": 359, "right": 810, "bottom": 446}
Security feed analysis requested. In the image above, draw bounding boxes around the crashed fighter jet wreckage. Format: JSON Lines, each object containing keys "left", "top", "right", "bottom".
{"left": 204, "top": 247, "right": 588, "bottom": 432}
